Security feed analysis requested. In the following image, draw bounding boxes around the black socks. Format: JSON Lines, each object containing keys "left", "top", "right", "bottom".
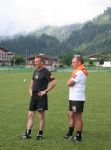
{"left": 38, "top": 130, "right": 43, "bottom": 135}
{"left": 68, "top": 127, "right": 74, "bottom": 136}
{"left": 76, "top": 131, "right": 82, "bottom": 139}
{"left": 26, "top": 129, "right": 31, "bottom": 136}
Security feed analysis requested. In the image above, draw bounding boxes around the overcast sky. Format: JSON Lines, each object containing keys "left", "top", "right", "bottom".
{"left": 0, "top": 0, "right": 111, "bottom": 36}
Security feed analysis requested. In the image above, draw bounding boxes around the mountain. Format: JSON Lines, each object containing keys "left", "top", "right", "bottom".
{"left": 93, "top": 7, "right": 111, "bottom": 25}
{"left": 62, "top": 22, "right": 111, "bottom": 55}
{"left": 0, "top": 34, "right": 61, "bottom": 56}
{"left": 62, "top": 7, "right": 111, "bottom": 55}
{"left": 0, "top": 7, "right": 111, "bottom": 56}
{"left": 30, "top": 24, "right": 82, "bottom": 41}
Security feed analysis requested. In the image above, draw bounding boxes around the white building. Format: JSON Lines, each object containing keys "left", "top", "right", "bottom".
{"left": 102, "top": 61, "right": 111, "bottom": 67}
{"left": 96, "top": 61, "right": 111, "bottom": 67}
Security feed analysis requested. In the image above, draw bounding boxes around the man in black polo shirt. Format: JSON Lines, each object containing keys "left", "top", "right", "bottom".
{"left": 22, "top": 56, "right": 56, "bottom": 140}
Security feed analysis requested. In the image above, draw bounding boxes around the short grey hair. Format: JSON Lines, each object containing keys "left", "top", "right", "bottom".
{"left": 74, "top": 55, "right": 84, "bottom": 64}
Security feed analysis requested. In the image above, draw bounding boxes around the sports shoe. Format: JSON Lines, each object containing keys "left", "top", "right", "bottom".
{"left": 36, "top": 134, "right": 43, "bottom": 140}
{"left": 73, "top": 136, "right": 82, "bottom": 142}
{"left": 21, "top": 132, "right": 31, "bottom": 139}
{"left": 21, "top": 130, "right": 31, "bottom": 139}
{"left": 64, "top": 133, "right": 73, "bottom": 140}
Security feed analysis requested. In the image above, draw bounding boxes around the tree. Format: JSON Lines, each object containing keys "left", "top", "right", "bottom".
{"left": 89, "top": 59, "right": 93, "bottom": 66}
{"left": 59, "top": 52, "right": 74, "bottom": 66}
{"left": 11, "top": 55, "right": 25, "bottom": 65}
{"left": 99, "top": 58, "right": 104, "bottom": 65}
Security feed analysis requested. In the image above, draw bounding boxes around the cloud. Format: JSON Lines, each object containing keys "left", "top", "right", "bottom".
{"left": 0, "top": 0, "right": 111, "bottom": 36}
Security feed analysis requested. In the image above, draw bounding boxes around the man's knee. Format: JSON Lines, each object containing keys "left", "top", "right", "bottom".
{"left": 68, "top": 111, "right": 74, "bottom": 119}
{"left": 76, "top": 113, "right": 82, "bottom": 121}
{"left": 38, "top": 111, "right": 45, "bottom": 120}
{"left": 28, "top": 111, "right": 35, "bottom": 119}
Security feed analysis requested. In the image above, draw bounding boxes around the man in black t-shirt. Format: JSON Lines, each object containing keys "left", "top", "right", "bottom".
{"left": 22, "top": 56, "right": 56, "bottom": 140}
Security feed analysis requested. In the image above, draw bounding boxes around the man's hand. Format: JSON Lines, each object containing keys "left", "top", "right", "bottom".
{"left": 38, "top": 90, "right": 47, "bottom": 97}
{"left": 38, "top": 79, "right": 57, "bottom": 97}
{"left": 67, "top": 78, "right": 75, "bottom": 87}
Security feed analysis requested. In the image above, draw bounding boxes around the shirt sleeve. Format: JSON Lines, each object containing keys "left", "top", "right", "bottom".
{"left": 71, "top": 71, "right": 82, "bottom": 83}
{"left": 46, "top": 70, "right": 55, "bottom": 82}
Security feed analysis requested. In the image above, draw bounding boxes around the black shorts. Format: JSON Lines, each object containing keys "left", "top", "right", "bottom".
{"left": 69, "top": 100, "right": 85, "bottom": 114}
{"left": 29, "top": 92, "right": 48, "bottom": 111}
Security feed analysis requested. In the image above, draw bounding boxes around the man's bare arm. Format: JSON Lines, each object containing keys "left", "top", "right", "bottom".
{"left": 38, "top": 79, "right": 57, "bottom": 97}
{"left": 29, "top": 80, "right": 34, "bottom": 96}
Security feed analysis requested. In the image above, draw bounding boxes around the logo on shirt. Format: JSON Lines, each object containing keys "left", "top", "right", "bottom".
{"left": 35, "top": 73, "right": 39, "bottom": 79}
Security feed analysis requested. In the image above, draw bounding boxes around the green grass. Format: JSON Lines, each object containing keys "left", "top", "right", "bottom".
{"left": 0, "top": 72, "right": 111, "bottom": 150}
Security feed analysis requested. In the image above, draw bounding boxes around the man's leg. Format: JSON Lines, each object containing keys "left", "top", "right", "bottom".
{"left": 22, "top": 111, "right": 35, "bottom": 139}
{"left": 68, "top": 111, "right": 75, "bottom": 127}
{"left": 36, "top": 111, "right": 45, "bottom": 140}
{"left": 74, "top": 113, "right": 83, "bottom": 142}
{"left": 27, "top": 111, "right": 36, "bottom": 129}
{"left": 76, "top": 113, "right": 83, "bottom": 131}
{"left": 64, "top": 111, "right": 75, "bottom": 139}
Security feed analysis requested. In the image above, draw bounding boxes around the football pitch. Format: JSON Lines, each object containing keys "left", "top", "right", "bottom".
{"left": 0, "top": 72, "right": 111, "bottom": 150}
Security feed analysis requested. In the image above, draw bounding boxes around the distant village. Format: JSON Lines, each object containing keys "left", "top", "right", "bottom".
{"left": 0, "top": 47, "right": 111, "bottom": 68}
{"left": 0, "top": 47, "right": 59, "bottom": 70}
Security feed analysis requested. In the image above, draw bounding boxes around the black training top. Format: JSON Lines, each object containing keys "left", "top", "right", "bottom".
{"left": 32, "top": 67, "right": 54, "bottom": 92}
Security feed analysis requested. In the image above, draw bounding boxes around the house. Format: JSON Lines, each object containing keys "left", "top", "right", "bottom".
{"left": 89, "top": 53, "right": 104, "bottom": 60}
{"left": 89, "top": 53, "right": 111, "bottom": 67}
{"left": 27, "top": 54, "right": 59, "bottom": 71}
{"left": 0, "top": 47, "right": 15, "bottom": 65}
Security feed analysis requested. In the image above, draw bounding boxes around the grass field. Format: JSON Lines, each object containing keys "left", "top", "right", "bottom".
{"left": 0, "top": 72, "right": 111, "bottom": 150}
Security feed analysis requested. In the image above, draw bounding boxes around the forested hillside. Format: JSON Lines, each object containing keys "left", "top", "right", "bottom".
{"left": 0, "top": 7, "right": 111, "bottom": 56}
